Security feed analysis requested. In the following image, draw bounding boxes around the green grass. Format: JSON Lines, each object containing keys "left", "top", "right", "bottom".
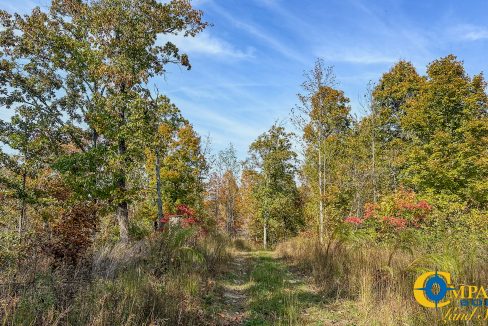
{"left": 207, "top": 248, "right": 370, "bottom": 326}
{"left": 245, "top": 251, "right": 321, "bottom": 326}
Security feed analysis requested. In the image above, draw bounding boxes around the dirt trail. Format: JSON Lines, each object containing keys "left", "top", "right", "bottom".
{"left": 214, "top": 250, "right": 253, "bottom": 325}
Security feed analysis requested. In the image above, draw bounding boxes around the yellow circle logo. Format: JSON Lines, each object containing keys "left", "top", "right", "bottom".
{"left": 414, "top": 271, "right": 455, "bottom": 308}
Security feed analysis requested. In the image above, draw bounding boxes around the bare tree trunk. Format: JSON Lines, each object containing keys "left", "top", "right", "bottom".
{"left": 226, "top": 200, "right": 232, "bottom": 236}
{"left": 214, "top": 178, "right": 220, "bottom": 221}
{"left": 18, "top": 171, "right": 27, "bottom": 236}
{"left": 323, "top": 144, "right": 327, "bottom": 238}
{"left": 226, "top": 189, "right": 236, "bottom": 237}
{"left": 371, "top": 101, "right": 378, "bottom": 203}
{"left": 318, "top": 137, "right": 324, "bottom": 244}
{"left": 155, "top": 148, "right": 163, "bottom": 230}
{"left": 372, "top": 120, "right": 377, "bottom": 203}
{"left": 230, "top": 194, "right": 235, "bottom": 237}
{"left": 263, "top": 171, "right": 269, "bottom": 250}
{"left": 117, "top": 106, "right": 129, "bottom": 243}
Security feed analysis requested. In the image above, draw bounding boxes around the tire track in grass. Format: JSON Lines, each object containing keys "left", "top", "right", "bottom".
{"left": 213, "top": 249, "right": 353, "bottom": 325}
{"left": 245, "top": 251, "right": 322, "bottom": 326}
{"left": 211, "top": 249, "right": 253, "bottom": 325}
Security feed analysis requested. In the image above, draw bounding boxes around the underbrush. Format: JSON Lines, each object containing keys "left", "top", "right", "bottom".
{"left": 1, "top": 227, "right": 230, "bottom": 325}
{"left": 232, "top": 238, "right": 255, "bottom": 252}
{"left": 276, "top": 230, "right": 488, "bottom": 326}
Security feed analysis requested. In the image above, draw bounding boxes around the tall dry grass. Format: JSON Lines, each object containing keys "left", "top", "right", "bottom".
{"left": 276, "top": 235, "right": 488, "bottom": 325}
{"left": 1, "top": 227, "right": 230, "bottom": 325}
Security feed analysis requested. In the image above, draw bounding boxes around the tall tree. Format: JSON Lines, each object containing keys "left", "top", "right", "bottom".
{"left": 0, "top": 0, "right": 207, "bottom": 242}
{"left": 371, "top": 61, "right": 423, "bottom": 195}
{"left": 249, "top": 125, "right": 302, "bottom": 249}
{"left": 141, "top": 95, "right": 185, "bottom": 229}
{"left": 401, "top": 55, "right": 488, "bottom": 209}
{"left": 237, "top": 168, "right": 260, "bottom": 240}
{"left": 295, "top": 60, "right": 350, "bottom": 243}
{"left": 155, "top": 121, "right": 207, "bottom": 214}
{"left": 0, "top": 109, "right": 51, "bottom": 236}
{"left": 294, "top": 59, "right": 352, "bottom": 243}
{"left": 217, "top": 144, "right": 240, "bottom": 235}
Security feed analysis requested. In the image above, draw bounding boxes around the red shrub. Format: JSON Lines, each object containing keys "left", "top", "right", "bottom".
{"left": 348, "top": 189, "right": 433, "bottom": 234}
{"left": 158, "top": 205, "right": 198, "bottom": 230}
{"left": 383, "top": 216, "right": 407, "bottom": 229}
{"left": 344, "top": 216, "right": 363, "bottom": 225}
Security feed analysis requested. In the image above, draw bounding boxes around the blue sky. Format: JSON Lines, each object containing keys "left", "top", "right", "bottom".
{"left": 1, "top": 0, "right": 488, "bottom": 158}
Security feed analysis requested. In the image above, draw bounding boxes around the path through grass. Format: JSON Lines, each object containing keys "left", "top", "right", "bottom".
{"left": 210, "top": 249, "right": 352, "bottom": 325}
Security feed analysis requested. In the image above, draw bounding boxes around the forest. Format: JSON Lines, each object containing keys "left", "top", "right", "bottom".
{"left": 0, "top": 0, "right": 487, "bottom": 325}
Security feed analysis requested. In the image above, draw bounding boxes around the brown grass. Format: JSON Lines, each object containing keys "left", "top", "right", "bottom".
{"left": 1, "top": 228, "right": 230, "bottom": 325}
{"left": 276, "top": 235, "right": 488, "bottom": 325}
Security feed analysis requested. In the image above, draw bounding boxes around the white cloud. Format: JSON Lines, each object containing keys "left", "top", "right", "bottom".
{"left": 452, "top": 25, "right": 488, "bottom": 41}
{"left": 164, "top": 32, "right": 255, "bottom": 59}
{"left": 209, "top": 2, "right": 307, "bottom": 63}
{"left": 316, "top": 47, "right": 398, "bottom": 65}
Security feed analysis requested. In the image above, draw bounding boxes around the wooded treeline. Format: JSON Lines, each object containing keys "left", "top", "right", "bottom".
{"left": 207, "top": 55, "right": 487, "bottom": 250}
{"left": 1, "top": 1, "right": 486, "bottom": 256}
{"left": 0, "top": 0, "right": 208, "bottom": 251}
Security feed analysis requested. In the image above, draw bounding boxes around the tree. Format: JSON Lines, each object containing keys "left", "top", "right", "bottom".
{"left": 135, "top": 95, "right": 185, "bottom": 229}
{"left": 0, "top": 108, "right": 52, "bottom": 236}
{"left": 212, "top": 144, "right": 241, "bottom": 235}
{"left": 205, "top": 143, "right": 242, "bottom": 236}
{"left": 220, "top": 170, "right": 239, "bottom": 236}
{"left": 156, "top": 120, "right": 207, "bottom": 214}
{"left": 237, "top": 168, "right": 260, "bottom": 240}
{"left": 295, "top": 60, "right": 351, "bottom": 243}
{"left": 371, "top": 61, "right": 424, "bottom": 196}
{"left": 249, "top": 124, "right": 303, "bottom": 249}
{"left": 0, "top": 0, "right": 207, "bottom": 242}
{"left": 372, "top": 60, "right": 424, "bottom": 142}
{"left": 400, "top": 55, "right": 488, "bottom": 209}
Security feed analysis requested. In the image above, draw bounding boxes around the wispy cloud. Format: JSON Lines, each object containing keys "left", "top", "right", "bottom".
{"left": 315, "top": 47, "right": 398, "bottom": 65}
{"left": 0, "top": 0, "right": 48, "bottom": 14}
{"left": 209, "top": 2, "right": 307, "bottom": 63}
{"left": 451, "top": 24, "right": 488, "bottom": 41}
{"left": 170, "top": 96, "right": 270, "bottom": 153}
{"left": 163, "top": 32, "right": 254, "bottom": 59}
{"left": 346, "top": 0, "right": 434, "bottom": 60}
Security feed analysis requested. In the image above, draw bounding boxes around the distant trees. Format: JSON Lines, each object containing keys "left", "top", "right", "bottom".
{"left": 206, "top": 144, "right": 241, "bottom": 236}
{"left": 217, "top": 144, "right": 241, "bottom": 236}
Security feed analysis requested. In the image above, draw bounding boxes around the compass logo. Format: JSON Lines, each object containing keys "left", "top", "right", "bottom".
{"left": 413, "top": 271, "right": 456, "bottom": 308}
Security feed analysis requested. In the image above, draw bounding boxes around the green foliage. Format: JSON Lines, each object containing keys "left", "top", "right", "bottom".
{"left": 400, "top": 56, "right": 488, "bottom": 208}
{"left": 248, "top": 124, "right": 304, "bottom": 246}
{"left": 142, "top": 96, "right": 207, "bottom": 220}
{"left": 0, "top": 0, "right": 208, "bottom": 242}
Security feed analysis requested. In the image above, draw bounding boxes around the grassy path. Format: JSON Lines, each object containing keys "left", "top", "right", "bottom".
{"left": 211, "top": 249, "right": 351, "bottom": 325}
